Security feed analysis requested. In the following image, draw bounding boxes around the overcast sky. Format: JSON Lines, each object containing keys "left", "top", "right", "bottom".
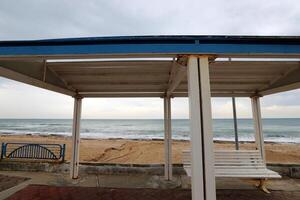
{"left": 0, "top": 0, "right": 300, "bottom": 119}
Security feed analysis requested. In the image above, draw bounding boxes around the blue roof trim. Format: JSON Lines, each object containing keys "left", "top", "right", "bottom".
{"left": 0, "top": 35, "right": 300, "bottom": 56}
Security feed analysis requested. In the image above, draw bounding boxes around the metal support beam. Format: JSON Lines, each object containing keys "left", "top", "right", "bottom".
{"left": 47, "top": 65, "right": 76, "bottom": 91}
{"left": 164, "top": 96, "right": 172, "bottom": 180}
{"left": 187, "top": 56, "right": 216, "bottom": 200}
{"left": 232, "top": 97, "right": 239, "bottom": 150}
{"left": 166, "top": 62, "right": 186, "bottom": 97}
{"left": 259, "top": 65, "right": 300, "bottom": 96}
{"left": 251, "top": 96, "right": 266, "bottom": 162}
{"left": 0, "top": 66, "right": 76, "bottom": 96}
{"left": 42, "top": 60, "right": 47, "bottom": 81}
{"left": 70, "top": 97, "right": 82, "bottom": 179}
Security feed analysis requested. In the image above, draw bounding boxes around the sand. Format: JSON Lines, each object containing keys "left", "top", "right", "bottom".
{"left": 0, "top": 134, "right": 300, "bottom": 164}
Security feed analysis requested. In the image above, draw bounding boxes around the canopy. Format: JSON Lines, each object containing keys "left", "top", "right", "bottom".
{"left": 0, "top": 35, "right": 300, "bottom": 98}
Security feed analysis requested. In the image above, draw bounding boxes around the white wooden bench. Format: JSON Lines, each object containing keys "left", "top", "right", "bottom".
{"left": 182, "top": 150, "right": 281, "bottom": 193}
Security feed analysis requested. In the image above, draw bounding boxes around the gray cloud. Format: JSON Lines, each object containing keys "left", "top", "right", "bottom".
{"left": 0, "top": 0, "right": 300, "bottom": 118}
{"left": 262, "top": 89, "right": 300, "bottom": 106}
{"left": 0, "top": 0, "right": 299, "bottom": 40}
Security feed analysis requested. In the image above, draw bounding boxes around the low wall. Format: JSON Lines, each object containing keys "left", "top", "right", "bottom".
{"left": 0, "top": 161, "right": 299, "bottom": 178}
{"left": 0, "top": 160, "right": 69, "bottom": 173}
{"left": 0, "top": 161, "right": 185, "bottom": 175}
{"left": 268, "top": 163, "right": 300, "bottom": 178}
{"left": 80, "top": 163, "right": 185, "bottom": 175}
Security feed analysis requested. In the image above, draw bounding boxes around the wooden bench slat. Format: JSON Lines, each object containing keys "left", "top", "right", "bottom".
{"left": 215, "top": 166, "right": 266, "bottom": 169}
{"left": 186, "top": 161, "right": 265, "bottom": 165}
{"left": 182, "top": 150, "right": 281, "bottom": 179}
{"left": 214, "top": 150, "right": 260, "bottom": 153}
{"left": 215, "top": 155, "right": 261, "bottom": 157}
{"left": 184, "top": 166, "right": 281, "bottom": 178}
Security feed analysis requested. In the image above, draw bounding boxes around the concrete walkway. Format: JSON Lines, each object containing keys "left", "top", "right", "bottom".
{"left": 6, "top": 185, "right": 300, "bottom": 200}
{"left": 1, "top": 171, "right": 300, "bottom": 199}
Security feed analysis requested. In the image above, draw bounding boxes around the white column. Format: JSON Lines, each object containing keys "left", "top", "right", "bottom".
{"left": 251, "top": 96, "right": 265, "bottom": 162}
{"left": 164, "top": 96, "right": 172, "bottom": 180}
{"left": 70, "top": 97, "right": 82, "bottom": 179}
{"left": 187, "top": 56, "right": 216, "bottom": 200}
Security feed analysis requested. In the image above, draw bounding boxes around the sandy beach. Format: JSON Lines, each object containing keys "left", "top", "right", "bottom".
{"left": 0, "top": 134, "right": 299, "bottom": 164}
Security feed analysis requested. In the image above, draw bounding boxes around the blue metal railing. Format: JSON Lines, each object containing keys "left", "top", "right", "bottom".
{"left": 1, "top": 143, "right": 65, "bottom": 162}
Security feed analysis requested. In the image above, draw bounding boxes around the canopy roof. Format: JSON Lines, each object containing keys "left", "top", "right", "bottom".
{"left": 0, "top": 35, "right": 300, "bottom": 98}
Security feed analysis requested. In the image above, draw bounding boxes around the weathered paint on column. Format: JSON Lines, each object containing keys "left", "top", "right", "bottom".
{"left": 164, "top": 96, "right": 172, "bottom": 180}
{"left": 251, "top": 96, "right": 266, "bottom": 162}
{"left": 187, "top": 56, "right": 216, "bottom": 200}
{"left": 70, "top": 97, "right": 82, "bottom": 179}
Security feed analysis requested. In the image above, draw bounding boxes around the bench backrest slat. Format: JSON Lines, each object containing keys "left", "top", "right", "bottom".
{"left": 1, "top": 143, "right": 65, "bottom": 162}
{"left": 182, "top": 150, "right": 264, "bottom": 167}
{"left": 182, "top": 149, "right": 281, "bottom": 178}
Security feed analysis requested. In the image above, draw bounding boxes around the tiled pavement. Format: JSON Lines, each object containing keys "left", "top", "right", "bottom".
{"left": 1, "top": 171, "right": 300, "bottom": 199}
{"left": 6, "top": 185, "right": 300, "bottom": 200}
{"left": 0, "top": 175, "right": 29, "bottom": 193}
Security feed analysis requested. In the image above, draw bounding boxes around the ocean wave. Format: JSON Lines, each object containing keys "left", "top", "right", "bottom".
{"left": 1, "top": 119, "right": 300, "bottom": 143}
{"left": 38, "top": 123, "right": 66, "bottom": 126}
{"left": 1, "top": 130, "right": 299, "bottom": 143}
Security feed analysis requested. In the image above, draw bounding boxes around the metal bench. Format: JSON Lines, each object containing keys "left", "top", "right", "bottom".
{"left": 1, "top": 143, "right": 66, "bottom": 162}
{"left": 182, "top": 150, "right": 281, "bottom": 193}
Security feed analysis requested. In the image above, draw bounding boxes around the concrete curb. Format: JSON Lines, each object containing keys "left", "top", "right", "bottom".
{"left": 0, "top": 161, "right": 299, "bottom": 178}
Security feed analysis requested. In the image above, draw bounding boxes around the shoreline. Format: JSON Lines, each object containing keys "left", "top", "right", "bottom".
{"left": 1, "top": 134, "right": 300, "bottom": 165}
{"left": 1, "top": 133, "right": 299, "bottom": 144}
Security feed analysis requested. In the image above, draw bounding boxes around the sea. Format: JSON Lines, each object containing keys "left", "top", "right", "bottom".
{"left": 0, "top": 118, "right": 300, "bottom": 143}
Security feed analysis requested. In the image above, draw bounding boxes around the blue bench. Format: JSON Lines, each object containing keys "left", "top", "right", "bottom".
{"left": 1, "top": 143, "right": 66, "bottom": 162}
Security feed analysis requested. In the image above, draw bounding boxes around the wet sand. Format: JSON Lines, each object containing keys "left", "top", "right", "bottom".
{"left": 0, "top": 134, "right": 300, "bottom": 164}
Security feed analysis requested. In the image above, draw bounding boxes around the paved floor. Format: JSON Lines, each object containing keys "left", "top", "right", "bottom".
{"left": 6, "top": 185, "right": 300, "bottom": 200}
{"left": 0, "top": 175, "right": 29, "bottom": 193}
{"left": 1, "top": 171, "right": 300, "bottom": 199}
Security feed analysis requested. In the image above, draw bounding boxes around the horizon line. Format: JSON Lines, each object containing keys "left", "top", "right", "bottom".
{"left": 0, "top": 117, "right": 299, "bottom": 120}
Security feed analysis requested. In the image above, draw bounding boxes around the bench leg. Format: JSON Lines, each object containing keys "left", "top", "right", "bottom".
{"left": 257, "top": 178, "right": 270, "bottom": 194}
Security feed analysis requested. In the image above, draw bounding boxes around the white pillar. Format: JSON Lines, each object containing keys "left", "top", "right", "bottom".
{"left": 187, "top": 56, "right": 216, "bottom": 200}
{"left": 251, "top": 96, "right": 265, "bottom": 162}
{"left": 70, "top": 97, "right": 82, "bottom": 179}
{"left": 164, "top": 96, "right": 172, "bottom": 180}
